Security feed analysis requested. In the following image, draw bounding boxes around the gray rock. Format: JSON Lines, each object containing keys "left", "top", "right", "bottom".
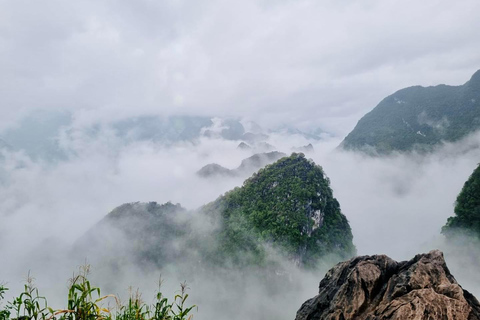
{"left": 295, "top": 250, "right": 480, "bottom": 320}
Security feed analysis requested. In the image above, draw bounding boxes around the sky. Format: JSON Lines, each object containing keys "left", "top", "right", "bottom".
{"left": 1, "top": 1, "right": 480, "bottom": 319}
{"left": 1, "top": 0, "right": 480, "bottom": 134}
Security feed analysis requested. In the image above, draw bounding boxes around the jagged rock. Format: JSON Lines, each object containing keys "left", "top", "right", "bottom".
{"left": 295, "top": 250, "right": 480, "bottom": 320}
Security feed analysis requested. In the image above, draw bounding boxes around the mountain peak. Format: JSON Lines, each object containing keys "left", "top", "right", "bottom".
{"left": 468, "top": 69, "right": 480, "bottom": 85}
{"left": 204, "top": 153, "right": 355, "bottom": 266}
{"left": 341, "top": 70, "right": 480, "bottom": 154}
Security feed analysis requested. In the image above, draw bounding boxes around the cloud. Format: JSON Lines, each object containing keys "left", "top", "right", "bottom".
{"left": 1, "top": 0, "right": 480, "bottom": 134}
{"left": 1, "top": 129, "right": 480, "bottom": 318}
{"left": 2, "top": 1, "right": 480, "bottom": 317}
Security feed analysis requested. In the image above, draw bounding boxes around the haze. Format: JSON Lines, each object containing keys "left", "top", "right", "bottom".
{"left": 1, "top": 1, "right": 480, "bottom": 319}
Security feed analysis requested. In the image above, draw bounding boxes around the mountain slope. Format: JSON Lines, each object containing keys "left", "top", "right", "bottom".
{"left": 442, "top": 163, "right": 480, "bottom": 237}
{"left": 201, "top": 153, "right": 355, "bottom": 267}
{"left": 341, "top": 70, "right": 480, "bottom": 154}
{"left": 78, "top": 154, "right": 355, "bottom": 270}
{"left": 75, "top": 202, "right": 191, "bottom": 268}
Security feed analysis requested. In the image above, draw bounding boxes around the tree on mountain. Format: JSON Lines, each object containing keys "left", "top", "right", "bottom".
{"left": 442, "top": 163, "right": 480, "bottom": 237}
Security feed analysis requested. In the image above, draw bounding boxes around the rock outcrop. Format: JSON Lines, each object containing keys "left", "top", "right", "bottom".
{"left": 295, "top": 250, "right": 480, "bottom": 320}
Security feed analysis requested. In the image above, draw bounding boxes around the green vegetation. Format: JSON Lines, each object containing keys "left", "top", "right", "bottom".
{"left": 341, "top": 69, "right": 480, "bottom": 154}
{"left": 442, "top": 163, "right": 480, "bottom": 237}
{"left": 76, "top": 202, "right": 189, "bottom": 269}
{"left": 78, "top": 154, "right": 355, "bottom": 271}
{"left": 0, "top": 267, "right": 196, "bottom": 320}
{"left": 202, "top": 153, "right": 355, "bottom": 267}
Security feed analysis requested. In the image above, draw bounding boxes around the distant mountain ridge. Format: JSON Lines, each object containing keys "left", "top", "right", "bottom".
{"left": 197, "top": 151, "right": 287, "bottom": 178}
{"left": 341, "top": 69, "right": 480, "bottom": 154}
{"left": 0, "top": 111, "right": 327, "bottom": 161}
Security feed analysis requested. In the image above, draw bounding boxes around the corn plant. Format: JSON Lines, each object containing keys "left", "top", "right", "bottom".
{"left": 151, "top": 278, "right": 172, "bottom": 320}
{"left": 1, "top": 267, "right": 196, "bottom": 320}
{"left": 6, "top": 273, "right": 50, "bottom": 320}
{"left": 170, "top": 283, "right": 196, "bottom": 320}
{"left": 114, "top": 288, "right": 149, "bottom": 320}
{"left": 0, "top": 284, "right": 11, "bottom": 320}
{"left": 55, "top": 264, "right": 113, "bottom": 320}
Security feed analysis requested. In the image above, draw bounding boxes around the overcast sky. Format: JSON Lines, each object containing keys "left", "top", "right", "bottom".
{"left": 1, "top": 0, "right": 480, "bottom": 134}
{"left": 2, "top": 3, "right": 480, "bottom": 315}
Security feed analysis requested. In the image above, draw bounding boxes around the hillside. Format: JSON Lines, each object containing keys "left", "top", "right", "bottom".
{"left": 442, "top": 163, "right": 480, "bottom": 237}
{"left": 78, "top": 154, "right": 355, "bottom": 270}
{"left": 201, "top": 153, "right": 355, "bottom": 267}
{"left": 341, "top": 70, "right": 480, "bottom": 154}
{"left": 75, "top": 202, "right": 192, "bottom": 269}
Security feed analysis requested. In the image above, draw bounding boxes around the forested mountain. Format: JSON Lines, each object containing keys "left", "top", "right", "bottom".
{"left": 75, "top": 202, "right": 192, "bottom": 269}
{"left": 341, "top": 70, "right": 480, "bottom": 154}
{"left": 77, "top": 154, "right": 355, "bottom": 270}
{"left": 442, "top": 163, "right": 480, "bottom": 237}
{"left": 201, "top": 153, "right": 355, "bottom": 267}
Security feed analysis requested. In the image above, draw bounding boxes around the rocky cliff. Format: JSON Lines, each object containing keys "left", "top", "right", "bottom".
{"left": 295, "top": 250, "right": 480, "bottom": 320}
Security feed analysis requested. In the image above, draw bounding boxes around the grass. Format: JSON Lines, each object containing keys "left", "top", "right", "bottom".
{"left": 0, "top": 266, "right": 196, "bottom": 320}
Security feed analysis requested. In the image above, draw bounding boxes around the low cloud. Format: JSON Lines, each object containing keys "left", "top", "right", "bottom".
{"left": 2, "top": 127, "right": 480, "bottom": 318}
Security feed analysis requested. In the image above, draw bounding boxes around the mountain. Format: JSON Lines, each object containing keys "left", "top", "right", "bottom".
{"left": 1, "top": 110, "right": 71, "bottom": 161}
{"left": 75, "top": 202, "right": 191, "bottom": 269}
{"left": 295, "top": 250, "right": 480, "bottom": 320}
{"left": 272, "top": 126, "right": 329, "bottom": 141}
{"left": 79, "top": 153, "right": 355, "bottom": 270}
{"left": 341, "top": 70, "right": 480, "bottom": 154}
{"left": 442, "top": 163, "right": 480, "bottom": 238}
{"left": 201, "top": 153, "right": 355, "bottom": 267}
{"left": 113, "top": 115, "right": 215, "bottom": 143}
{"left": 293, "top": 143, "right": 314, "bottom": 153}
{"left": 237, "top": 142, "right": 252, "bottom": 150}
{"left": 236, "top": 151, "right": 287, "bottom": 174}
{"left": 197, "top": 151, "right": 287, "bottom": 178}
{"left": 196, "top": 163, "right": 236, "bottom": 178}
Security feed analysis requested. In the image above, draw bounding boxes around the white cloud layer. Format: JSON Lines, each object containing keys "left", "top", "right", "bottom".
{"left": 1, "top": 1, "right": 480, "bottom": 318}
{"left": 1, "top": 130, "right": 480, "bottom": 319}
{"left": 1, "top": 0, "right": 479, "bottom": 134}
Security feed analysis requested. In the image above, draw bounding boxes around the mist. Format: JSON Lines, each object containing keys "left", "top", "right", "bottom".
{"left": 2, "top": 0, "right": 480, "bottom": 318}
{"left": 1, "top": 117, "right": 480, "bottom": 319}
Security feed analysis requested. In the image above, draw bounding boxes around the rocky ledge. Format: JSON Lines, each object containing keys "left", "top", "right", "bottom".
{"left": 295, "top": 250, "right": 480, "bottom": 320}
